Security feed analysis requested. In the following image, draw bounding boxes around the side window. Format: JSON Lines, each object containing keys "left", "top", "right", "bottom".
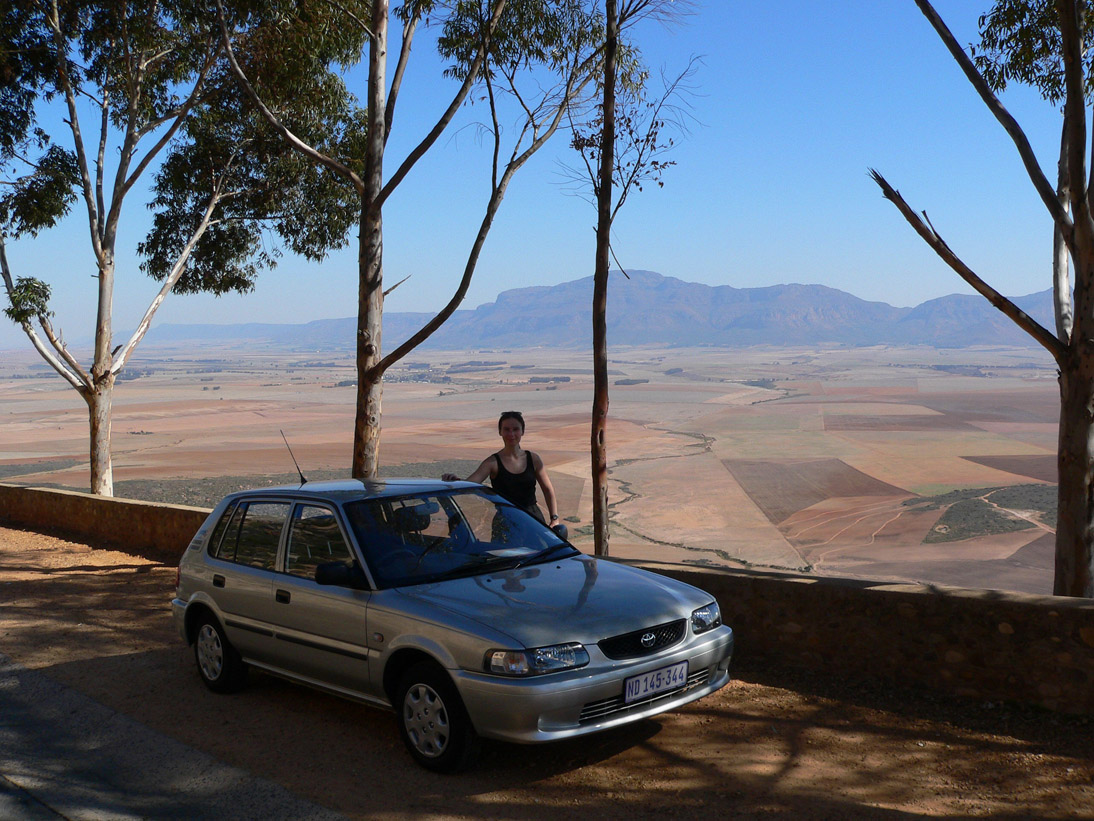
{"left": 286, "top": 505, "right": 353, "bottom": 579}
{"left": 227, "top": 502, "right": 290, "bottom": 570}
{"left": 207, "top": 502, "right": 240, "bottom": 559}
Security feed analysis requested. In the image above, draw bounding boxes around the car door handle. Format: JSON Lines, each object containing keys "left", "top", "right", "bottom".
{"left": 276, "top": 589, "right": 291, "bottom": 604}
{"left": 212, "top": 574, "right": 225, "bottom": 588}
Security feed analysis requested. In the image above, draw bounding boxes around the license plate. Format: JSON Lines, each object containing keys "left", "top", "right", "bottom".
{"left": 623, "top": 661, "right": 689, "bottom": 704}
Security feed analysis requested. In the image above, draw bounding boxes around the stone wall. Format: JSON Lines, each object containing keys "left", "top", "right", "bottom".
{"left": 636, "top": 562, "right": 1094, "bottom": 716}
{"left": 3, "top": 482, "right": 1093, "bottom": 715}
{"left": 0, "top": 483, "right": 208, "bottom": 562}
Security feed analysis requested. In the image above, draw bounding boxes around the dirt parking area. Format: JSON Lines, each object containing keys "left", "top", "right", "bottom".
{"left": 1, "top": 525, "right": 1091, "bottom": 819}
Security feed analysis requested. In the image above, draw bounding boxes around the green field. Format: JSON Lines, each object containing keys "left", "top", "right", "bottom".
{"left": 904, "top": 484, "right": 1056, "bottom": 544}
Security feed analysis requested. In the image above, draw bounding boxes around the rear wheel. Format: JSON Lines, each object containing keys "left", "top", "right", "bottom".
{"left": 194, "top": 614, "right": 248, "bottom": 693}
{"left": 396, "top": 661, "right": 479, "bottom": 772}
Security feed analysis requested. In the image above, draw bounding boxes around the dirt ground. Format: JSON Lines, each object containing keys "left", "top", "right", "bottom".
{"left": 1, "top": 526, "right": 1091, "bottom": 819}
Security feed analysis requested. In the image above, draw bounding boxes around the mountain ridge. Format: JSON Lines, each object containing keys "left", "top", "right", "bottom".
{"left": 146, "top": 270, "right": 1056, "bottom": 349}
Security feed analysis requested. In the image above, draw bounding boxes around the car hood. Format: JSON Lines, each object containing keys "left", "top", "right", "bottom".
{"left": 397, "top": 555, "right": 709, "bottom": 648}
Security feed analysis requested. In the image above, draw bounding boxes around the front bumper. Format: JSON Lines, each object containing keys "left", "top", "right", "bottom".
{"left": 453, "top": 625, "right": 734, "bottom": 743}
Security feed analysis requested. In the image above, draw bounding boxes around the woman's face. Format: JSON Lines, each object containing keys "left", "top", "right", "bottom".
{"left": 499, "top": 418, "right": 524, "bottom": 446}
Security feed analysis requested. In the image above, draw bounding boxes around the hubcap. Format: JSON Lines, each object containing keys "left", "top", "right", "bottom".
{"left": 196, "top": 624, "right": 224, "bottom": 681}
{"left": 402, "top": 683, "right": 450, "bottom": 758}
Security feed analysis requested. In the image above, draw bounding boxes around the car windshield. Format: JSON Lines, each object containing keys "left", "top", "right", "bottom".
{"left": 343, "top": 488, "right": 575, "bottom": 588}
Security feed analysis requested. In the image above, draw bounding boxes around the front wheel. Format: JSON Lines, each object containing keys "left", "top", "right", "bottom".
{"left": 396, "top": 662, "right": 479, "bottom": 772}
{"left": 194, "top": 614, "right": 248, "bottom": 694}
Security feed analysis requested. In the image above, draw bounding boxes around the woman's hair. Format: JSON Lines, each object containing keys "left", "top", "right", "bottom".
{"left": 498, "top": 410, "right": 525, "bottom": 432}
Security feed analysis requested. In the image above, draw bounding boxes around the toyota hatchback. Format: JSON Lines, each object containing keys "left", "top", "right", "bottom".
{"left": 172, "top": 479, "right": 734, "bottom": 771}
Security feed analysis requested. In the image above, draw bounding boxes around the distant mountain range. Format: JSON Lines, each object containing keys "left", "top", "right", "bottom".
{"left": 146, "top": 270, "right": 1057, "bottom": 349}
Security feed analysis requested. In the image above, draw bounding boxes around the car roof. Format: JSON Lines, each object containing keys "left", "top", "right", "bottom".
{"left": 223, "top": 478, "right": 483, "bottom": 505}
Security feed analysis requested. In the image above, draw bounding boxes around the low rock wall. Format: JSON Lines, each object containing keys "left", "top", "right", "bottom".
{"left": 3, "top": 483, "right": 1092, "bottom": 715}
{"left": 0, "top": 483, "right": 208, "bottom": 562}
{"left": 637, "top": 562, "right": 1094, "bottom": 716}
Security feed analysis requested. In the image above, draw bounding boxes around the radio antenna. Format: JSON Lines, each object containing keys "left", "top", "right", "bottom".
{"left": 280, "top": 430, "right": 308, "bottom": 485}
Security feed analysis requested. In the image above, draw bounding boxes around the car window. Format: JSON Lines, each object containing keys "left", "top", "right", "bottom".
{"left": 286, "top": 505, "right": 353, "bottom": 579}
{"left": 218, "top": 501, "right": 289, "bottom": 570}
{"left": 344, "top": 489, "right": 571, "bottom": 588}
{"left": 205, "top": 501, "right": 238, "bottom": 557}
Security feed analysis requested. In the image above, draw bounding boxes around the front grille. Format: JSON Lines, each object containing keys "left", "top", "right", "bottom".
{"left": 598, "top": 619, "right": 686, "bottom": 660}
{"left": 578, "top": 668, "right": 710, "bottom": 724}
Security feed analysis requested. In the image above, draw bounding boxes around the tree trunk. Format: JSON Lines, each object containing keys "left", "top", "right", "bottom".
{"left": 591, "top": 0, "right": 618, "bottom": 558}
{"left": 354, "top": 201, "right": 384, "bottom": 479}
{"left": 1056, "top": 356, "right": 1094, "bottom": 597}
{"left": 352, "top": 0, "right": 388, "bottom": 480}
{"left": 89, "top": 244, "right": 115, "bottom": 495}
{"left": 1054, "top": 118, "right": 1073, "bottom": 343}
{"left": 86, "top": 379, "right": 114, "bottom": 496}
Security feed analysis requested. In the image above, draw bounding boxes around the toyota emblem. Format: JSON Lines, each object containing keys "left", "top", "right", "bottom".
{"left": 640, "top": 632, "right": 656, "bottom": 648}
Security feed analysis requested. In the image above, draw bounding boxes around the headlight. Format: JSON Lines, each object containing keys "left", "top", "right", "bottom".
{"left": 486, "top": 642, "right": 590, "bottom": 676}
{"left": 691, "top": 602, "right": 722, "bottom": 634}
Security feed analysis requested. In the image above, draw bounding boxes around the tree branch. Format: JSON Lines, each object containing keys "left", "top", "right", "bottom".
{"left": 215, "top": 0, "right": 366, "bottom": 194}
{"left": 111, "top": 170, "right": 229, "bottom": 374}
{"left": 0, "top": 235, "right": 88, "bottom": 390}
{"left": 320, "top": 0, "right": 377, "bottom": 39}
{"left": 871, "top": 169, "right": 1065, "bottom": 361}
{"left": 46, "top": 0, "right": 104, "bottom": 266}
{"left": 385, "top": 7, "right": 419, "bottom": 145}
{"left": 1056, "top": 0, "right": 1094, "bottom": 250}
{"left": 374, "top": 30, "right": 599, "bottom": 375}
{"left": 383, "top": 273, "right": 410, "bottom": 296}
{"left": 1054, "top": 114, "right": 1074, "bottom": 343}
{"left": 378, "top": 0, "right": 508, "bottom": 207}
{"left": 914, "top": 0, "right": 1076, "bottom": 256}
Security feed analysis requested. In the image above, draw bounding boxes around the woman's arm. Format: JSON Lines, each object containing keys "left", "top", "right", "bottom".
{"left": 532, "top": 452, "right": 559, "bottom": 526}
{"left": 443, "top": 456, "right": 495, "bottom": 484}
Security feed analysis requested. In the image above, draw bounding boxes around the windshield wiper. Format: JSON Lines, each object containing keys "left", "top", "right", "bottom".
{"left": 513, "top": 542, "right": 576, "bottom": 570}
{"left": 418, "top": 555, "right": 504, "bottom": 583}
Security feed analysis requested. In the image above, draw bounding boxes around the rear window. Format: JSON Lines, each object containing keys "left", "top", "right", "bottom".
{"left": 204, "top": 501, "right": 238, "bottom": 555}
{"left": 210, "top": 501, "right": 290, "bottom": 571}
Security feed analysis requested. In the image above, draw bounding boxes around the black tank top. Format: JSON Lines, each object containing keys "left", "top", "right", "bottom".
{"left": 491, "top": 451, "right": 543, "bottom": 522}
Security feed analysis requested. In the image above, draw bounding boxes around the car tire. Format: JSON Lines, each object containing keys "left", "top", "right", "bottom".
{"left": 396, "top": 661, "right": 479, "bottom": 772}
{"left": 194, "top": 614, "right": 248, "bottom": 694}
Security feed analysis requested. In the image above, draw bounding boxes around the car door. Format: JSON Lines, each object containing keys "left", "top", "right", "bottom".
{"left": 207, "top": 499, "right": 290, "bottom": 661}
{"left": 264, "top": 502, "right": 373, "bottom": 697}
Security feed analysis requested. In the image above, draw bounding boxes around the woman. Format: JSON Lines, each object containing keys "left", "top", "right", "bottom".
{"left": 442, "top": 410, "right": 560, "bottom": 527}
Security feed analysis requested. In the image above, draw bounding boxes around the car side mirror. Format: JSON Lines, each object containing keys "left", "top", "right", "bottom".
{"left": 551, "top": 523, "right": 568, "bottom": 540}
{"left": 315, "top": 560, "right": 368, "bottom": 589}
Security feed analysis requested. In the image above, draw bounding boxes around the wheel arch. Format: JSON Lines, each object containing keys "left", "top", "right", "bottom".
{"left": 382, "top": 647, "right": 446, "bottom": 703}
{"left": 183, "top": 601, "right": 220, "bottom": 645}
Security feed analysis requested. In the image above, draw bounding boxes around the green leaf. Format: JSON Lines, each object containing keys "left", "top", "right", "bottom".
{"left": 4, "top": 276, "right": 52, "bottom": 324}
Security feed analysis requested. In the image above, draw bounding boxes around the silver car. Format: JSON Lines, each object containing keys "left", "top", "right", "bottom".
{"left": 172, "top": 479, "right": 734, "bottom": 771}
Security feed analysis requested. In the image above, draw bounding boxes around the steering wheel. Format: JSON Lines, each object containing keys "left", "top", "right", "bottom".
{"left": 376, "top": 549, "right": 418, "bottom": 576}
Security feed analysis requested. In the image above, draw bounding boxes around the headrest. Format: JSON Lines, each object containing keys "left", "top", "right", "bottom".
{"left": 393, "top": 505, "right": 433, "bottom": 533}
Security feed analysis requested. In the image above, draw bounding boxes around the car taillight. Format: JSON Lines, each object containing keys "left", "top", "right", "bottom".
{"left": 175, "top": 566, "right": 180, "bottom": 590}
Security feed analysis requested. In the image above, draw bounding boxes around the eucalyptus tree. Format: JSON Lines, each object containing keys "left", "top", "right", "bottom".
{"left": 568, "top": 0, "right": 692, "bottom": 556}
{"left": 1, "top": 0, "right": 359, "bottom": 496}
{"left": 871, "top": 0, "right": 1094, "bottom": 597}
{"left": 220, "top": 0, "right": 604, "bottom": 479}
{"left": 972, "top": 0, "right": 1094, "bottom": 342}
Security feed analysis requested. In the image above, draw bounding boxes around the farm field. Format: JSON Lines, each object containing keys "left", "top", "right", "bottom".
{"left": 0, "top": 343, "right": 1062, "bottom": 595}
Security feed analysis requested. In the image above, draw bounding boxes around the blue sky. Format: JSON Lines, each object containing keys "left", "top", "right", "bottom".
{"left": 0, "top": 1, "right": 1067, "bottom": 351}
